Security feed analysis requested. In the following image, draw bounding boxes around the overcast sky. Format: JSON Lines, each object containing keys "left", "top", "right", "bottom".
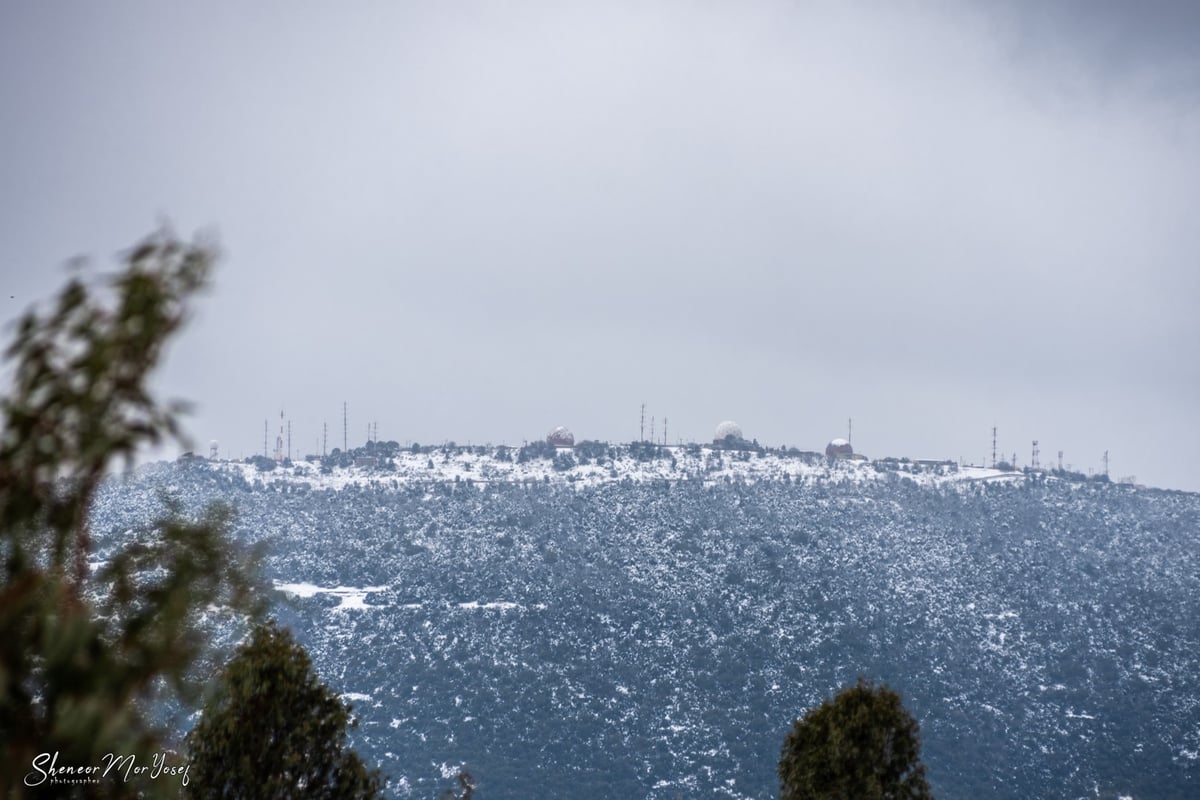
{"left": 2, "top": 1, "right": 1198, "bottom": 490}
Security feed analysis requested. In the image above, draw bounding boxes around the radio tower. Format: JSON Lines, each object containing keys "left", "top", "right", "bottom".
{"left": 650, "top": 416, "right": 655, "bottom": 445}
{"left": 1031, "top": 440, "right": 1039, "bottom": 470}
{"left": 263, "top": 420, "right": 268, "bottom": 458}
{"left": 991, "top": 426, "right": 997, "bottom": 469}
{"left": 287, "top": 419, "right": 292, "bottom": 461}
{"left": 848, "top": 418, "right": 853, "bottom": 446}
{"left": 323, "top": 422, "right": 327, "bottom": 457}
{"left": 273, "top": 410, "right": 284, "bottom": 462}
{"left": 640, "top": 403, "right": 645, "bottom": 442}
{"left": 1103, "top": 450, "right": 1109, "bottom": 478}
{"left": 663, "top": 417, "right": 668, "bottom": 446}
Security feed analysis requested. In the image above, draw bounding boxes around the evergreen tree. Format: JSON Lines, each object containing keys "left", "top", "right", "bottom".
{"left": 0, "top": 229, "right": 261, "bottom": 798}
{"left": 779, "top": 678, "right": 933, "bottom": 800}
{"left": 185, "top": 621, "right": 381, "bottom": 799}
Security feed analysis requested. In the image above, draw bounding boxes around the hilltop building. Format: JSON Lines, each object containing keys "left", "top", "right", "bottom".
{"left": 826, "top": 438, "right": 854, "bottom": 459}
{"left": 714, "top": 420, "right": 748, "bottom": 448}
{"left": 547, "top": 426, "right": 575, "bottom": 447}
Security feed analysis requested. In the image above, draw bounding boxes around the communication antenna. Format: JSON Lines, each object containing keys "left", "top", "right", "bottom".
{"left": 1031, "top": 440, "right": 1039, "bottom": 470}
{"left": 991, "top": 426, "right": 997, "bottom": 469}
{"left": 663, "top": 416, "right": 668, "bottom": 446}
{"left": 1103, "top": 450, "right": 1109, "bottom": 478}
{"left": 323, "top": 422, "right": 327, "bottom": 457}
{"left": 287, "top": 419, "right": 292, "bottom": 461}
{"left": 263, "top": 420, "right": 268, "bottom": 458}
{"left": 274, "top": 410, "right": 284, "bottom": 462}
{"left": 640, "top": 403, "right": 645, "bottom": 442}
{"left": 650, "top": 416, "right": 655, "bottom": 445}
{"left": 848, "top": 418, "right": 853, "bottom": 446}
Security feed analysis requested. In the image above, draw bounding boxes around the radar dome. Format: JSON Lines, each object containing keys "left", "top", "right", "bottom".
{"left": 547, "top": 426, "right": 575, "bottom": 447}
{"left": 714, "top": 421, "right": 743, "bottom": 442}
{"left": 826, "top": 438, "right": 853, "bottom": 458}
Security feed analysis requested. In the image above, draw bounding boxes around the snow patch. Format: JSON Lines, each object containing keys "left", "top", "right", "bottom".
{"left": 456, "top": 601, "right": 523, "bottom": 611}
{"left": 274, "top": 581, "right": 387, "bottom": 610}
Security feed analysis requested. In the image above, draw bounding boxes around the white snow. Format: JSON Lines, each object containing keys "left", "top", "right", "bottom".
{"left": 274, "top": 581, "right": 323, "bottom": 598}
{"left": 456, "top": 601, "right": 522, "bottom": 611}
{"left": 274, "top": 581, "right": 386, "bottom": 610}
{"left": 213, "top": 445, "right": 1049, "bottom": 497}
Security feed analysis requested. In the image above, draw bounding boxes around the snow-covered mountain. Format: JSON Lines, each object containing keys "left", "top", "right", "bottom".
{"left": 91, "top": 446, "right": 1200, "bottom": 799}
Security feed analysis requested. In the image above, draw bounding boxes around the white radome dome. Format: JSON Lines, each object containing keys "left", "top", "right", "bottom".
{"left": 826, "top": 438, "right": 854, "bottom": 457}
{"left": 547, "top": 426, "right": 575, "bottom": 446}
{"left": 714, "top": 421, "right": 743, "bottom": 441}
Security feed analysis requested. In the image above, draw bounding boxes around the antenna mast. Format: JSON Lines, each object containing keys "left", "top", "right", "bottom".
{"left": 263, "top": 420, "right": 268, "bottom": 458}
{"left": 1103, "top": 450, "right": 1109, "bottom": 478}
{"left": 640, "top": 403, "right": 645, "bottom": 442}
{"left": 1031, "top": 440, "right": 1039, "bottom": 470}
{"left": 274, "top": 409, "right": 284, "bottom": 462}
{"left": 848, "top": 417, "right": 852, "bottom": 446}
{"left": 991, "top": 426, "right": 997, "bottom": 469}
{"left": 663, "top": 416, "right": 668, "bottom": 446}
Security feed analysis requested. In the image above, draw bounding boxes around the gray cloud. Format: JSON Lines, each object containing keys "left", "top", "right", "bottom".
{"left": 1, "top": 1, "right": 1197, "bottom": 489}
{"left": 975, "top": 0, "right": 1200, "bottom": 99}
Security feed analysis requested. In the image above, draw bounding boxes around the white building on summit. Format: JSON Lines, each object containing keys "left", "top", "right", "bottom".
{"left": 714, "top": 420, "right": 744, "bottom": 445}
{"left": 826, "top": 438, "right": 854, "bottom": 458}
{"left": 547, "top": 426, "right": 575, "bottom": 447}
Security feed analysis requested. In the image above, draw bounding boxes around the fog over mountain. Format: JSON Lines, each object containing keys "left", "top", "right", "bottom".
{"left": 3, "top": 1, "right": 1198, "bottom": 491}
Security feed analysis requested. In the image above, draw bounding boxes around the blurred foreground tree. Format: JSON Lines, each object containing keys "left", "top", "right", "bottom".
{"left": 185, "top": 621, "right": 381, "bottom": 799}
{"left": 0, "top": 230, "right": 262, "bottom": 797}
{"left": 779, "top": 678, "right": 933, "bottom": 800}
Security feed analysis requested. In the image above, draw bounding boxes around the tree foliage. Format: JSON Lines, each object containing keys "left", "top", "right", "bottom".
{"left": 779, "top": 678, "right": 933, "bottom": 800}
{"left": 0, "top": 230, "right": 262, "bottom": 797}
{"left": 185, "top": 621, "right": 381, "bottom": 799}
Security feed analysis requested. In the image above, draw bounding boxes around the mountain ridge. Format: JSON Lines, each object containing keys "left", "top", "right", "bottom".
{"left": 92, "top": 452, "right": 1200, "bottom": 798}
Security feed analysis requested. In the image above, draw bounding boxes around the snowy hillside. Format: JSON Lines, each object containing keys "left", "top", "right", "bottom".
{"left": 91, "top": 447, "right": 1200, "bottom": 799}
{"left": 215, "top": 445, "right": 1023, "bottom": 491}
